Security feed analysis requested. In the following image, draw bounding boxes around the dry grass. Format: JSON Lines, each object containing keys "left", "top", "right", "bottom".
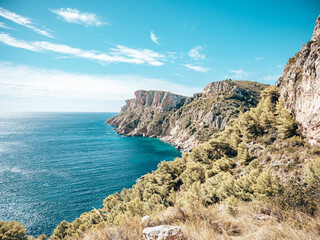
{"left": 79, "top": 200, "right": 320, "bottom": 240}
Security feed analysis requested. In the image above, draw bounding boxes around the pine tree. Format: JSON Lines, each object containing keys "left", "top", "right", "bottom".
{"left": 0, "top": 221, "right": 27, "bottom": 240}
{"left": 237, "top": 142, "right": 251, "bottom": 164}
{"left": 307, "top": 158, "right": 320, "bottom": 187}
{"left": 275, "top": 97, "right": 297, "bottom": 139}
{"left": 253, "top": 170, "right": 281, "bottom": 199}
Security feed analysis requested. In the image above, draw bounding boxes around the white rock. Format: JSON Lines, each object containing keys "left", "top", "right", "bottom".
{"left": 277, "top": 15, "right": 320, "bottom": 145}
{"left": 143, "top": 225, "right": 184, "bottom": 240}
{"left": 141, "top": 215, "right": 152, "bottom": 227}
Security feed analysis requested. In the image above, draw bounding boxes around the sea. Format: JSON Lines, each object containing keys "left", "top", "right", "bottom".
{"left": 0, "top": 112, "right": 182, "bottom": 237}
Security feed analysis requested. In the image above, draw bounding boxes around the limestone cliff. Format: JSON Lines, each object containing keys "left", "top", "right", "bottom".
{"left": 277, "top": 15, "right": 320, "bottom": 144}
{"left": 107, "top": 80, "right": 267, "bottom": 151}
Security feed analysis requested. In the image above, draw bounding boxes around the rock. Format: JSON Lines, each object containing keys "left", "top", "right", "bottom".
{"left": 141, "top": 215, "right": 152, "bottom": 228}
{"left": 142, "top": 225, "right": 184, "bottom": 240}
{"left": 273, "top": 160, "right": 282, "bottom": 167}
{"left": 252, "top": 214, "right": 271, "bottom": 221}
{"left": 277, "top": 15, "right": 320, "bottom": 145}
{"left": 123, "top": 90, "right": 189, "bottom": 113}
{"left": 107, "top": 80, "right": 267, "bottom": 152}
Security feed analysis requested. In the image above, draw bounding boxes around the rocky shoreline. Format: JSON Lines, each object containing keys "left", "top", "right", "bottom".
{"left": 107, "top": 80, "right": 268, "bottom": 151}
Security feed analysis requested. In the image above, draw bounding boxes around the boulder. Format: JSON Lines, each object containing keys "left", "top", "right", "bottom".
{"left": 143, "top": 225, "right": 184, "bottom": 240}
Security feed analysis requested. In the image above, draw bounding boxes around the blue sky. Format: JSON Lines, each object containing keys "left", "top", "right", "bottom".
{"left": 0, "top": 0, "right": 319, "bottom": 112}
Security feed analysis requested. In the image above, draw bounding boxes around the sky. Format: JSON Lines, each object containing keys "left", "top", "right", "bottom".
{"left": 0, "top": 0, "right": 319, "bottom": 112}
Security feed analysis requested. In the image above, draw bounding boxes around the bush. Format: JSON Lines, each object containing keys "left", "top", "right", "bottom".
{"left": 0, "top": 221, "right": 27, "bottom": 240}
{"left": 276, "top": 177, "right": 319, "bottom": 216}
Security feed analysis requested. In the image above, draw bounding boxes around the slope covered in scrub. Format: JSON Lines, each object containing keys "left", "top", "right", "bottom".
{"left": 50, "top": 86, "right": 320, "bottom": 239}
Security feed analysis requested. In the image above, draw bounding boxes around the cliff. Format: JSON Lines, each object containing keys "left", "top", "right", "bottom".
{"left": 277, "top": 15, "right": 320, "bottom": 145}
{"left": 107, "top": 80, "right": 268, "bottom": 151}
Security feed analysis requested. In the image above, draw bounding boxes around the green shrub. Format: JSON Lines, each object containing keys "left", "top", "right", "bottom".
{"left": 0, "top": 221, "right": 27, "bottom": 240}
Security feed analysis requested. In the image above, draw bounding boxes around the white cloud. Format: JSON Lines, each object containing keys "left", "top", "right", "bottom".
{"left": 255, "top": 57, "right": 264, "bottom": 60}
{"left": 0, "top": 22, "right": 13, "bottom": 30}
{"left": 0, "top": 7, "right": 53, "bottom": 38}
{"left": 0, "top": 33, "right": 40, "bottom": 51}
{"left": 183, "top": 64, "right": 209, "bottom": 72}
{"left": 277, "top": 64, "right": 283, "bottom": 68}
{"left": 50, "top": 8, "right": 108, "bottom": 26}
{"left": 0, "top": 33, "right": 166, "bottom": 66}
{"left": 225, "top": 69, "right": 249, "bottom": 79}
{"left": 150, "top": 31, "right": 160, "bottom": 45}
{"left": 188, "top": 46, "right": 205, "bottom": 60}
{"left": 173, "top": 73, "right": 184, "bottom": 77}
{"left": 0, "top": 62, "right": 200, "bottom": 112}
{"left": 110, "top": 45, "right": 165, "bottom": 66}
{"left": 258, "top": 74, "right": 281, "bottom": 82}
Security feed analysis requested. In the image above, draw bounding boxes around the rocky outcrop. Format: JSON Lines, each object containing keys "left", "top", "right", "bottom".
{"left": 107, "top": 80, "right": 267, "bottom": 151}
{"left": 277, "top": 15, "right": 320, "bottom": 145}
{"left": 143, "top": 225, "right": 184, "bottom": 240}
{"left": 121, "top": 90, "right": 190, "bottom": 114}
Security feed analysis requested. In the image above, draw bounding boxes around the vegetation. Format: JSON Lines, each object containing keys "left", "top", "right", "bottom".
{"left": 79, "top": 201, "right": 320, "bottom": 240}
{"left": 48, "top": 86, "right": 320, "bottom": 239}
{"left": 0, "top": 221, "right": 47, "bottom": 240}
{"left": 0, "top": 221, "right": 27, "bottom": 240}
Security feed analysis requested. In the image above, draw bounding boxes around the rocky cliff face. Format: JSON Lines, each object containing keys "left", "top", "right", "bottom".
{"left": 277, "top": 15, "right": 320, "bottom": 145}
{"left": 121, "top": 90, "right": 190, "bottom": 114}
{"left": 107, "top": 80, "right": 267, "bottom": 151}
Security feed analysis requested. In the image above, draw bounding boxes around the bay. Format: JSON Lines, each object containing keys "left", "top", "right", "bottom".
{"left": 0, "top": 112, "right": 181, "bottom": 236}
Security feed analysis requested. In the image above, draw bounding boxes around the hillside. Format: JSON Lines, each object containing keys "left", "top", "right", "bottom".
{"left": 49, "top": 85, "right": 320, "bottom": 240}
{"left": 107, "top": 80, "right": 267, "bottom": 151}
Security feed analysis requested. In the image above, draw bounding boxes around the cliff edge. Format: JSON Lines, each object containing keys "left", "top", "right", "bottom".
{"left": 107, "top": 80, "right": 267, "bottom": 151}
{"left": 277, "top": 15, "right": 320, "bottom": 145}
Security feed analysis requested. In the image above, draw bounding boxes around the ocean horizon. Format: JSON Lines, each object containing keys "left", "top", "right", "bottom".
{"left": 0, "top": 112, "right": 182, "bottom": 236}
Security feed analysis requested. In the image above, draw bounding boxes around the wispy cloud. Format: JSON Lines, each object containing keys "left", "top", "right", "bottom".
{"left": 0, "top": 7, "right": 53, "bottom": 38}
{"left": 150, "top": 31, "right": 160, "bottom": 45}
{"left": 255, "top": 57, "right": 264, "bottom": 60}
{"left": 188, "top": 46, "right": 205, "bottom": 60}
{"left": 0, "top": 33, "right": 40, "bottom": 51}
{"left": 166, "top": 51, "right": 178, "bottom": 60}
{"left": 50, "top": 8, "right": 108, "bottom": 26}
{"left": 225, "top": 69, "right": 249, "bottom": 79}
{"left": 0, "top": 62, "right": 200, "bottom": 112}
{"left": 110, "top": 45, "right": 165, "bottom": 66}
{"left": 0, "top": 33, "right": 166, "bottom": 66}
{"left": 173, "top": 73, "right": 184, "bottom": 77}
{"left": 258, "top": 74, "right": 281, "bottom": 82}
{"left": 183, "top": 64, "right": 209, "bottom": 72}
{"left": 0, "top": 22, "right": 13, "bottom": 30}
{"left": 277, "top": 64, "right": 283, "bottom": 68}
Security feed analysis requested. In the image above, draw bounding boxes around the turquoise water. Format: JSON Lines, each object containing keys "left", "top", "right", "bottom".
{"left": 0, "top": 112, "right": 181, "bottom": 237}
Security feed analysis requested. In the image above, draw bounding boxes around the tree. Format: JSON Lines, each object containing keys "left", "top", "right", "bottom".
{"left": 307, "top": 157, "right": 320, "bottom": 187}
{"left": 253, "top": 170, "right": 281, "bottom": 199}
{"left": 237, "top": 142, "right": 251, "bottom": 164}
{"left": 51, "top": 220, "right": 69, "bottom": 240}
{"left": 275, "top": 97, "right": 297, "bottom": 139}
{"left": 0, "top": 221, "right": 27, "bottom": 240}
{"left": 35, "top": 234, "right": 46, "bottom": 240}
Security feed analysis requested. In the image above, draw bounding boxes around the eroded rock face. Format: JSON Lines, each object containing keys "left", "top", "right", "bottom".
{"left": 107, "top": 80, "right": 267, "bottom": 151}
{"left": 142, "top": 225, "right": 184, "bottom": 240}
{"left": 123, "top": 90, "right": 190, "bottom": 114}
{"left": 277, "top": 15, "right": 320, "bottom": 144}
